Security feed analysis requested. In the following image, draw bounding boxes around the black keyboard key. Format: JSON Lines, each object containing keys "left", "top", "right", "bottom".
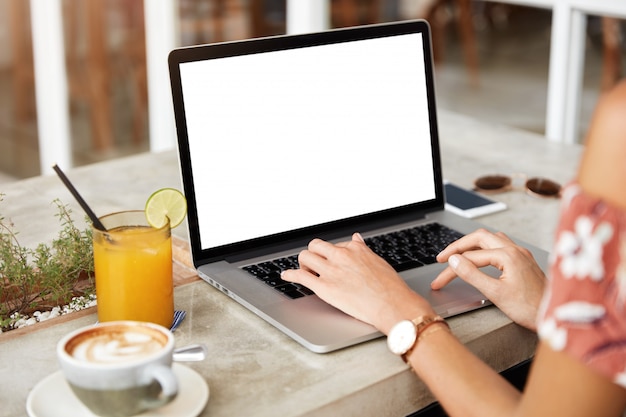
{"left": 275, "top": 283, "right": 303, "bottom": 297}
{"left": 263, "top": 273, "right": 288, "bottom": 287}
{"left": 274, "top": 257, "right": 299, "bottom": 270}
{"left": 258, "top": 261, "right": 281, "bottom": 272}
{"left": 417, "top": 255, "right": 437, "bottom": 265}
{"left": 392, "top": 259, "right": 424, "bottom": 272}
{"left": 243, "top": 265, "right": 266, "bottom": 277}
{"left": 298, "top": 285, "right": 315, "bottom": 296}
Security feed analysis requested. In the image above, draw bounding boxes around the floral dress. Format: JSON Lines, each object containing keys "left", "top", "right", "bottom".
{"left": 537, "top": 182, "right": 626, "bottom": 388}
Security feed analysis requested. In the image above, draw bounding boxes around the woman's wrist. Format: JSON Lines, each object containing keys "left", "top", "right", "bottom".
{"left": 387, "top": 314, "right": 451, "bottom": 365}
{"left": 379, "top": 293, "right": 437, "bottom": 335}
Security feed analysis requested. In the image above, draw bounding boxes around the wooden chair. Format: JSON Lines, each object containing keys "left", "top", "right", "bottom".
{"left": 249, "top": 0, "right": 286, "bottom": 38}
{"left": 65, "top": 0, "right": 112, "bottom": 152}
{"left": 9, "top": 0, "right": 36, "bottom": 122}
{"left": 179, "top": 0, "right": 263, "bottom": 44}
{"left": 329, "top": 0, "right": 479, "bottom": 86}
{"left": 398, "top": 0, "right": 479, "bottom": 86}
{"left": 111, "top": 0, "right": 148, "bottom": 146}
{"left": 64, "top": 0, "right": 148, "bottom": 152}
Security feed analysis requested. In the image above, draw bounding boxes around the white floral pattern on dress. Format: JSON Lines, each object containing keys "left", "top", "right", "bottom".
{"left": 615, "top": 369, "right": 626, "bottom": 387}
{"left": 538, "top": 318, "right": 567, "bottom": 351}
{"left": 553, "top": 301, "right": 606, "bottom": 323}
{"left": 555, "top": 215, "right": 613, "bottom": 281}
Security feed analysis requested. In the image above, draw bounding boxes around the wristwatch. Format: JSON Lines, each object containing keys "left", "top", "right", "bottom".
{"left": 387, "top": 315, "right": 446, "bottom": 362}
{"left": 387, "top": 319, "right": 418, "bottom": 359}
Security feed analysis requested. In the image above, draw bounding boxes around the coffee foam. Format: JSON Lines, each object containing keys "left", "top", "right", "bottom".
{"left": 67, "top": 326, "right": 166, "bottom": 364}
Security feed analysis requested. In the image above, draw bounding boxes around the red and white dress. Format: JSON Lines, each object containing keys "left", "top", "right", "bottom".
{"left": 537, "top": 182, "right": 626, "bottom": 388}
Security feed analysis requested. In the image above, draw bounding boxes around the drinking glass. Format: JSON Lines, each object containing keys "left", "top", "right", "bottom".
{"left": 92, "top": 210, "right": 174, "bottom": 328}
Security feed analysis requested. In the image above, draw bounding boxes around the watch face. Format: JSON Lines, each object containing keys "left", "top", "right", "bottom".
{"left": 387, "top": 320, "right": 417, "bottom": 355}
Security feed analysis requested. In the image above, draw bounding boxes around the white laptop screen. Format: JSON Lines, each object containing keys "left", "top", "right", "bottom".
{"left": 179, "top": 32, "right": 436, "bottom": 251}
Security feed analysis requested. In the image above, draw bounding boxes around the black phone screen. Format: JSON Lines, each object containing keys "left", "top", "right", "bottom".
{"left": 444, "top": 183, "right": 496, "bottom": 210}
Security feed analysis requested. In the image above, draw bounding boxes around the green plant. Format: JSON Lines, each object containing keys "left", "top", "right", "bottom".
{"left": 0, "top": 195, "right": 95, "bottom": 331}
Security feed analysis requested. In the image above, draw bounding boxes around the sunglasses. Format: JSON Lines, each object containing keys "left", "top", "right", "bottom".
{"left": 473, "top": 174, "right": 562, "bottom": 198}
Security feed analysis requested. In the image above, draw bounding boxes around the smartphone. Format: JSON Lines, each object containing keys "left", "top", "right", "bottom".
{"left": 444, "top": 181, "right": 507, "bottom": 218}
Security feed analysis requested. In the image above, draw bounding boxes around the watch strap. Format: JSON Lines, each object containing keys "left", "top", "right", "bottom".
{"left": 401, "top": 315, "right": 448, "bottom": 363}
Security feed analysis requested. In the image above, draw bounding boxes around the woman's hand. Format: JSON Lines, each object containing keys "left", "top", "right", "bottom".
{"left": 281, "top": 233, "right": 436, "bottom": 334}
{"left": 433, "top": 229, "right": 547, "bottom": 330}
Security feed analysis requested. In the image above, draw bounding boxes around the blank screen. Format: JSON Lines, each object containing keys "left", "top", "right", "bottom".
{"left": 179, "top": 32, "right": 436, "bottom": 250}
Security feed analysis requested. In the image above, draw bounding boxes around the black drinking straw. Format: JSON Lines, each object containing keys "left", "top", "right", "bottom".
{"left": 52, "top": 164, "right": 107, "bottom": 231}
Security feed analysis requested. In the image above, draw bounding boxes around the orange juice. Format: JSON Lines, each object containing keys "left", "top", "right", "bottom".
{"left": 93, "top": 211, "right": 174, "bottom": 328}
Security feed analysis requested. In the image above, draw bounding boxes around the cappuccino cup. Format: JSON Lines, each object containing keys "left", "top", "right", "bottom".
{"left": 57, "top": 321, "right": 178, "bottom": 417}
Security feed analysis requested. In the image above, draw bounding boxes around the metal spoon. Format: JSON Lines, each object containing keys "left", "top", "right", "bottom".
{"left": 173, "top": 343, "right": 207, "bottom": 362}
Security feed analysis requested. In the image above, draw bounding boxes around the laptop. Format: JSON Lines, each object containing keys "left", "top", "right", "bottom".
{"left": 168, "top": 20, "right": 549, "bottom": 353}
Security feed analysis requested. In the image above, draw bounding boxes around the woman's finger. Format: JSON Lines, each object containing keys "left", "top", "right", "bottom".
{"left": 437, "top": 228, "right": 512, "bottom": 261}
{"left": 433, "top": 247, "right": 508, "bottom": 288}
{"left": 281, "top": 266, "right": 320, "bottom": 289}
{"left": 431, "top": 253, "right": 500, "bottom": 296}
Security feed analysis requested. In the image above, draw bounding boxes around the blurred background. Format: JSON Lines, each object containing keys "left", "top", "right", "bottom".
{"left": 0, "top": 0, "right": 624, "bottom": 183}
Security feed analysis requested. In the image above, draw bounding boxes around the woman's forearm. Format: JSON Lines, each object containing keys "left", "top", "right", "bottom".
{"left": 407, "top": 324, "right": 521, "bottom": 417}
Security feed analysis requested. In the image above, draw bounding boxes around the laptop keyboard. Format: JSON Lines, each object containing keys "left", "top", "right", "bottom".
{"left": 242, "top": 255, "right": 313, "bottom": 299}
{"left": 242, "top": 222, "right": 464, "bottom": 299}
{"left": 364, "top": 222, "right": 464, "bottom": 272}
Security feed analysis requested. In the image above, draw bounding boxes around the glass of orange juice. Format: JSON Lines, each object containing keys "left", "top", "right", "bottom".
{"left": 92, "top": 210, "right": 174, "bottom": 328}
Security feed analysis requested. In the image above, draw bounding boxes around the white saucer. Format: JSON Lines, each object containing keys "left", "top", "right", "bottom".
{"left": 26, "top": 363, "right": 209, "bottom": 417}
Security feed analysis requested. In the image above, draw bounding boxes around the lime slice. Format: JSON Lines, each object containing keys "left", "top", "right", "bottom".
{"left": 145, "top": 188, "right": 187, "bottom": 229}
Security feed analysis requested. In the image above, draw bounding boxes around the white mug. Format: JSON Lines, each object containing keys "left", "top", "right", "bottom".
{"left": 56, "top": 321, "right": 178, "bottom": 417}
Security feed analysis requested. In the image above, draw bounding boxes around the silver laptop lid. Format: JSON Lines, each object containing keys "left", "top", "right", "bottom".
{"left": 169, "top": 20, "right": 443, "bottom": 266}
